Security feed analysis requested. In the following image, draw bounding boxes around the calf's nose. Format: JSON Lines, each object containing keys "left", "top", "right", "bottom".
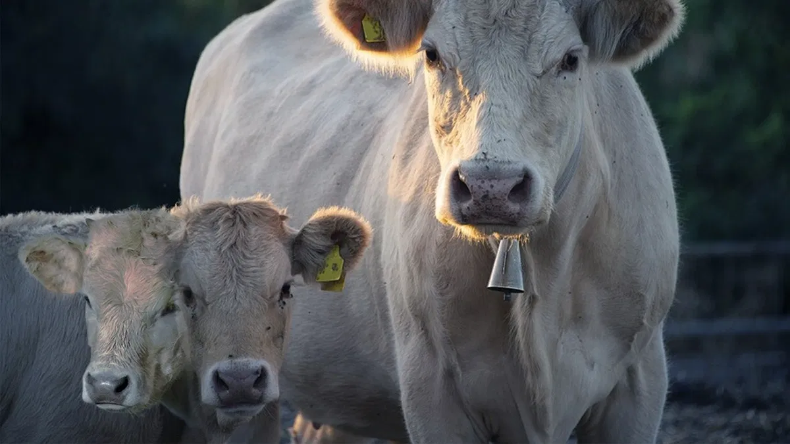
{"left": 84, "top": 371, "right": 131, "bottom": 405}
{"left": 449, "top": 161, "right": 533, "bottom": 225}
{"left": 211, "top": 359, "right": 266, "bottom": 407}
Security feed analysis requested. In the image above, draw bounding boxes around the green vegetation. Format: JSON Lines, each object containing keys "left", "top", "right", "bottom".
{"left": 2, "top": 0, "right": 787, "bottom": 242}
{"left": 636, "top": 0, "right": 789, "bottom": 241}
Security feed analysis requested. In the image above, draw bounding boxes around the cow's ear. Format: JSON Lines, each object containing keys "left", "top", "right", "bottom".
{"left": 576, "top": 0, "right": 685, "bottom": 67}
{"left": 290, "top": 207, "right": 372, "bottom": 284}
{"left": 19, "top": 235, "right": 88, "bottom": 294}
{"left": 316, "top": 0, "right": 433, "bottom": 75}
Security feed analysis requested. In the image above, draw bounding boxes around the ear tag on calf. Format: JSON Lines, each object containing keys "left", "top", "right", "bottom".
{"left": 320, "top": 272, "right": 346, "bottom": 292}
{"left": 361, "top": 14, "right": 386, "bottom": 43}
{"left": 316, "top": 245, "right": 344, "bottom": 283}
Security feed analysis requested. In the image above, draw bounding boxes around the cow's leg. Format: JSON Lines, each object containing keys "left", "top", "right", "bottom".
{"left": 396, "top": 341, "right": 489, "bottom": 444}
{"left": 575, "top": 333, "right": 668, "bottom": 444}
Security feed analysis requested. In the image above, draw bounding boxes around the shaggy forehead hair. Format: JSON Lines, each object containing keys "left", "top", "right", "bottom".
{"left": 171, "top": 195, "right": 291, "bottom": 298}
{"left": 84, "top": 208, "right": 183, "bottom": 306}
{"left": 462, "top": 0, "right": 546, "bottom": 29}
{"left": 172, "top": 194, "right": 288, "bottom": 245}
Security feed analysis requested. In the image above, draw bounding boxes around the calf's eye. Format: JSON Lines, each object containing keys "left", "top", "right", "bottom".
{"left": 182, "top": 287, "right": 196, "bottom": 307}
{"left": 161, "top": 300, "right": 177, "bottom": 316}
{"left": 280, "top": 283, "right": 293, "bottom": 299}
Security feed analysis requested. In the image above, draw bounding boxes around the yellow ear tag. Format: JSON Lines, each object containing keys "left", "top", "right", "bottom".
{"left": 361, "top": 14, "right": 386, "bottom": 43}
{"left": 320, "top": 272, "right": 346, "bottom": 292}
{"left": 316, "top": 245, "right": 344, "bottom": 283}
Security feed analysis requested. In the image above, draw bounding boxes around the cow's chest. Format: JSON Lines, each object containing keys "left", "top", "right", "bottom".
{"left": 388, "top": 264, "right": 595, "bottom": 443}
{"left": 430, "top": 346, "right": 560, "bottom": 443}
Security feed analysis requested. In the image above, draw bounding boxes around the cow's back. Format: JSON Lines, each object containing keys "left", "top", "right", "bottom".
{"left": 0, "top": 213, "right": 185, "bottom": 443}
{"left": 180, "top": 0, "right": 418, "bottom": 222}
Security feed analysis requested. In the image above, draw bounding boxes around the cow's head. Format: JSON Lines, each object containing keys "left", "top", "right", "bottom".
{"left": 20, "top": 210, "right": 189, "bottom": 413}
{"left": 318, "top": 0, "right": 684, "bottom": 239}
{"left": 171, "top": 195, "right": 371, "bottom": 427}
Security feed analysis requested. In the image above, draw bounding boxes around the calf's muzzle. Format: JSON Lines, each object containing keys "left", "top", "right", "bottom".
{"left": 210, "top": 358, "right": 267, "bottom": 409}
{"left": 84, "top": 369, "right": 134, "bottom": 408}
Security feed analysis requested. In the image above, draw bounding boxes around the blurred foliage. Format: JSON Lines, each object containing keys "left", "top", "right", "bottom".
{"left": 0, "top": 0, "right": 266, "bottom": 213}
{"left": 635, "top": 0, "right": 789, "bottom": 241}
{"left": 1, "top": 0, "right": 787, "bottom": 242}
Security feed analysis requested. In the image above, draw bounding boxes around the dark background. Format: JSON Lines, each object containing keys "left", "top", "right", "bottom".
{"left": 1, "top": 0, "right": 788, "bottom": 243}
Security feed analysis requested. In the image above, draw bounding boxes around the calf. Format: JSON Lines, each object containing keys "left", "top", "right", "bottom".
{"left": 1, "top": 211, "right": 186, "bottom": 443}
{"left": 20, "top": 195, "right": 372, "bottom": 443}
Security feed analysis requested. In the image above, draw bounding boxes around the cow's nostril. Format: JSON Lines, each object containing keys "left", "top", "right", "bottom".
{"left": 213, "top": 371, "right": 229, "bottom": 392}
{"left": 114, "top": 376, "right": 129, "bottom": 394}
{"left": 451, "top": 169, "right": 472, "bottom": 203}
{"left": 253, "top": 369, "right": 266, "bottom": 390}
{"left": 507, "top": 174, "right": 531, "bottom": 204}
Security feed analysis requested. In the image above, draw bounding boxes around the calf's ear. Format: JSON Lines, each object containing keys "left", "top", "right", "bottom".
{"left": 19, "top": 234, "right": 88, "bottom": 294}
{"left": 316, "top": 0, "right": 433, "bottom": 75}
{"left": 576, "top": 0, "right": 685, "bottom": 67}
{"left": 291, "top": 206, "right": 372, "bottom": 283}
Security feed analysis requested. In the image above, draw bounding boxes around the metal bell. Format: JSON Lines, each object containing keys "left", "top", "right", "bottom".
{"left": 487, "top": 238, "right": 525, "bottom": 301}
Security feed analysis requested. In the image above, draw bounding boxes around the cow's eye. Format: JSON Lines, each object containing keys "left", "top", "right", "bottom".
{"left": 425, "top": 49, "right": 440, "bottom": 64}
{"left": 420, "top": 43, "right": 442, "bottom": 69}
{"left": 559, "top": 52, "right": 579, "bottom": 73}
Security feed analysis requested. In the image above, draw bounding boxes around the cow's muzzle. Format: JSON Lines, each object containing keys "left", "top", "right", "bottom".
{"left": 442, "top": 159, "right": 543, "bottom": 230}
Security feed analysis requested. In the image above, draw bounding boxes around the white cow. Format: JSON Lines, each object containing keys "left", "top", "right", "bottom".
{"left": 180, "top": 0, "right": 684, "bottom": 442}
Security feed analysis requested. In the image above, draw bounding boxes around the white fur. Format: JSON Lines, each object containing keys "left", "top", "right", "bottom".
{"left": 181, "top": 0, "right": 683, "bottom": 442}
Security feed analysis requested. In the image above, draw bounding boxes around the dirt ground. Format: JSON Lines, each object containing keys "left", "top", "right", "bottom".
{"left": 658, "top": 361, "right": 789, "bottom": 444}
